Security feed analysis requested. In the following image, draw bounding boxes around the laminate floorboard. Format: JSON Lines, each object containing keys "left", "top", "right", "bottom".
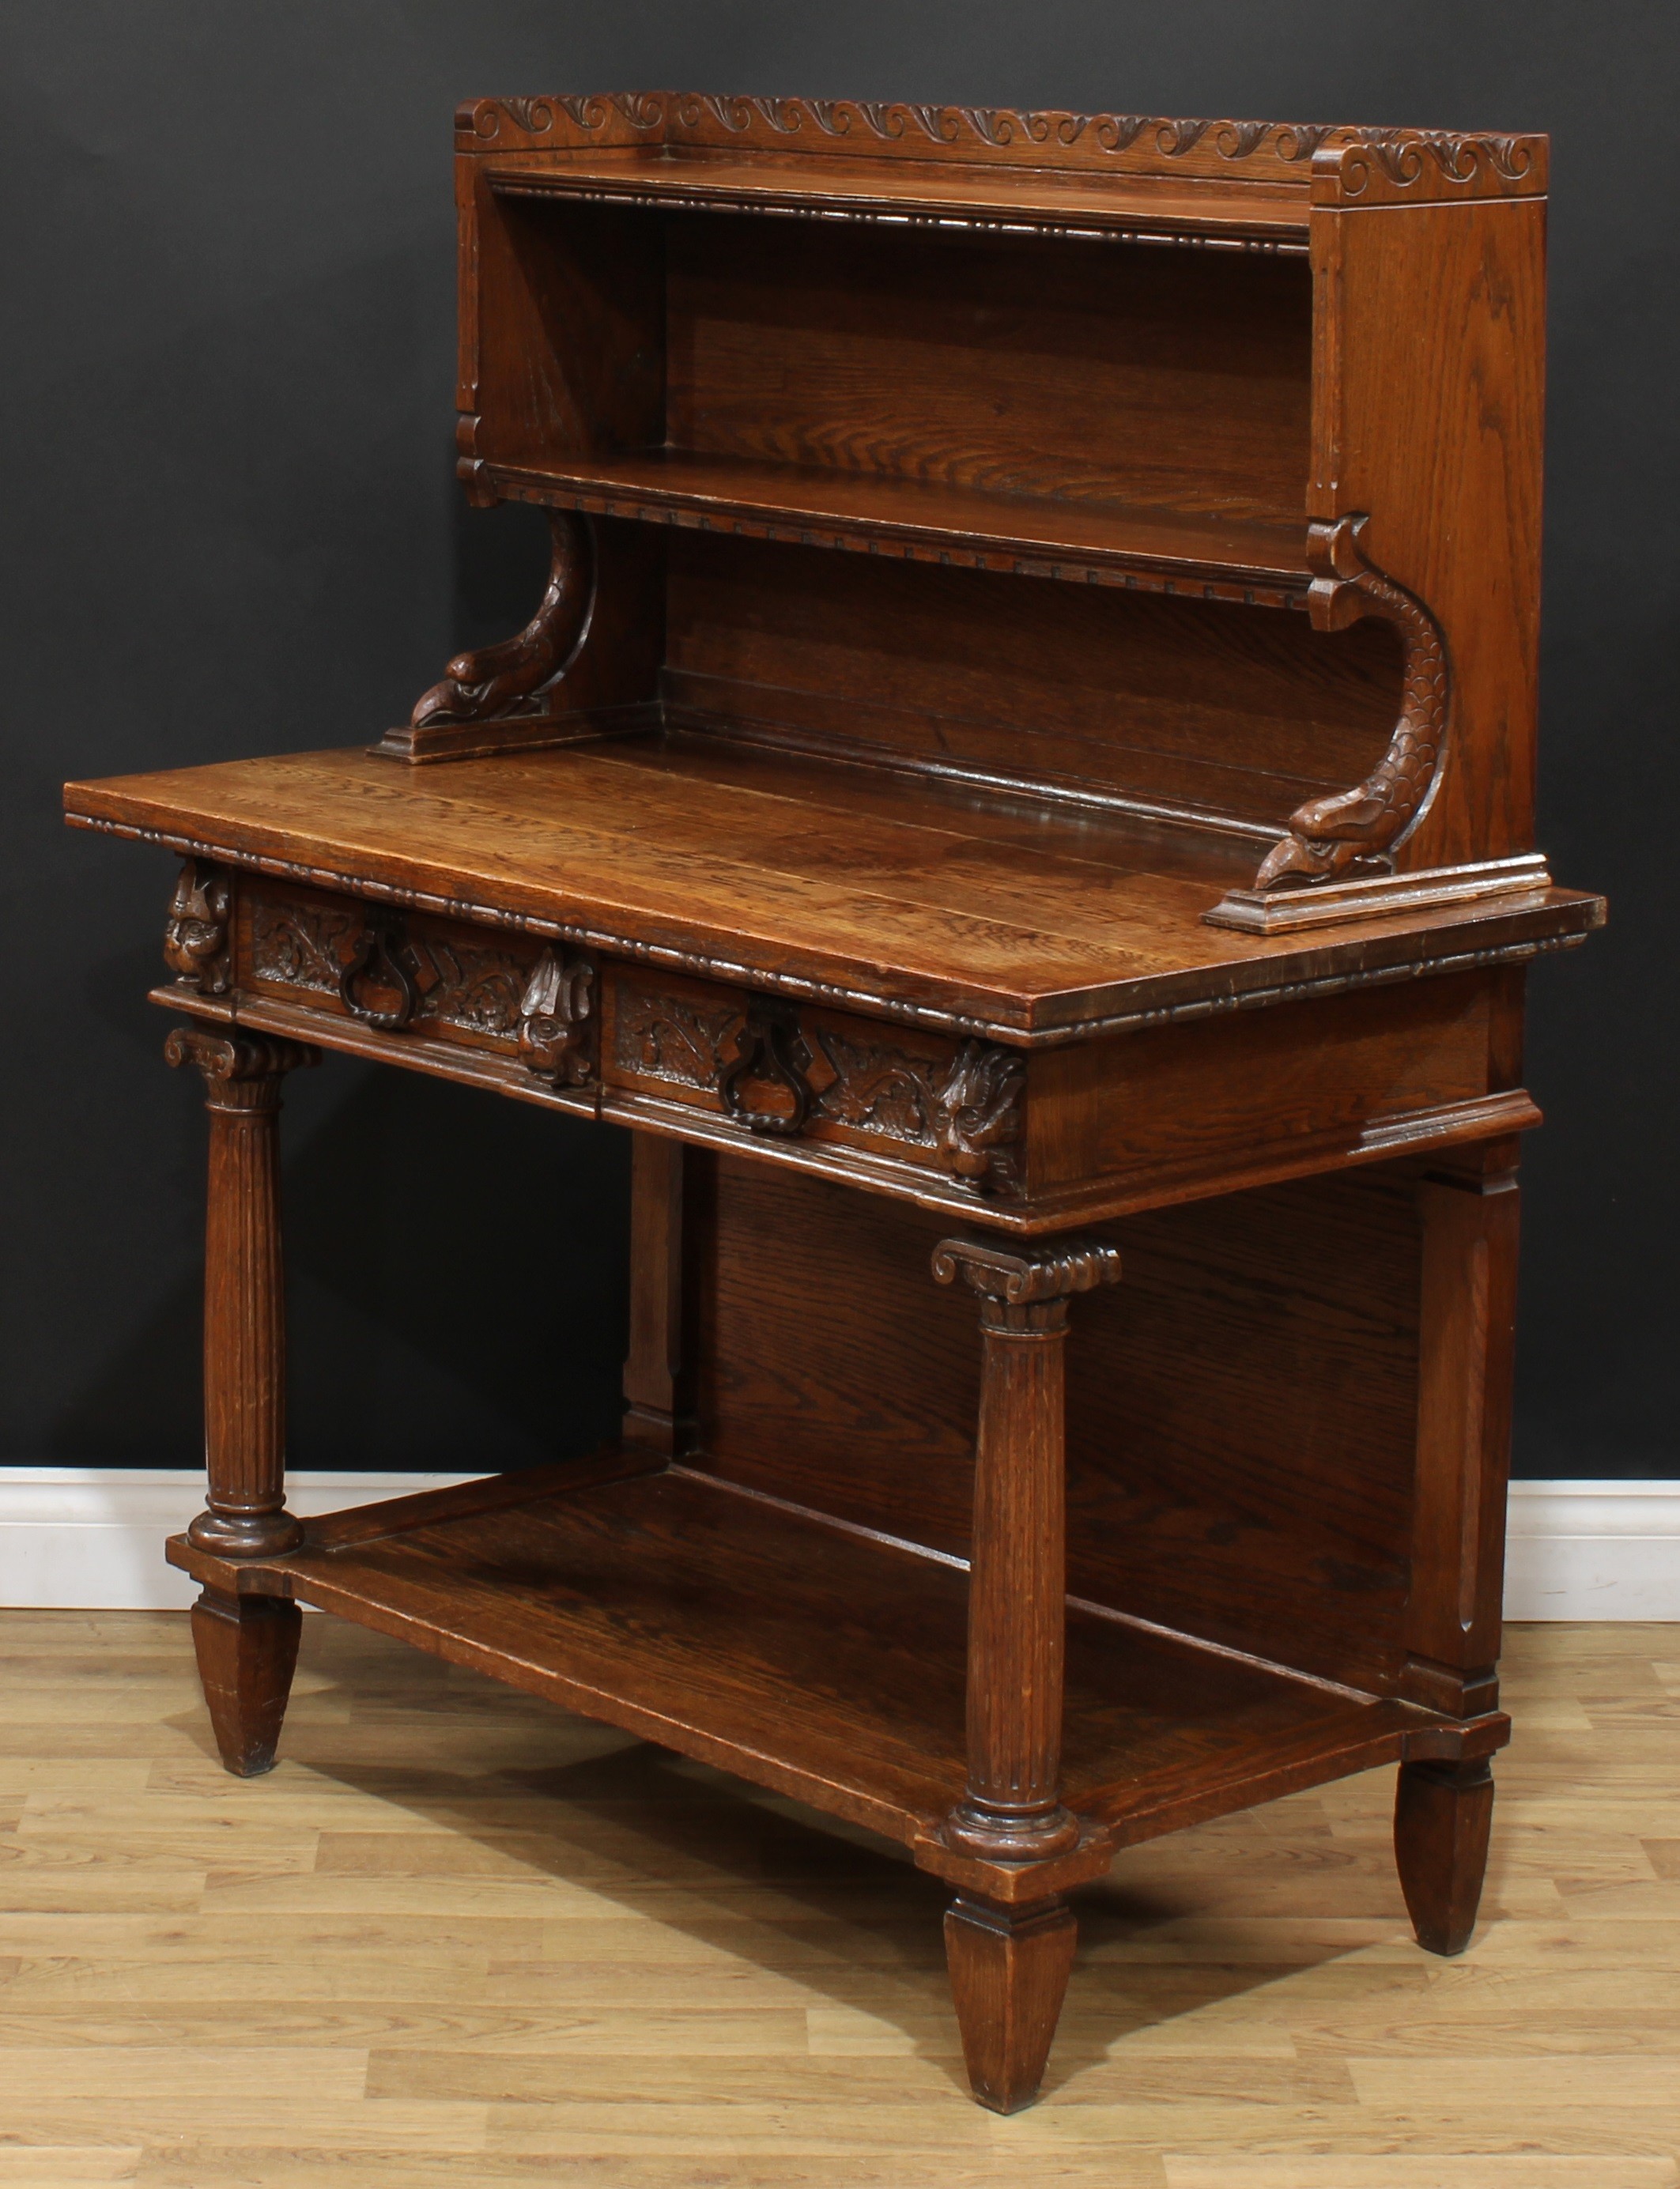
{"left": 0, "top": 1613, "right": 1674, "bottom": 2187}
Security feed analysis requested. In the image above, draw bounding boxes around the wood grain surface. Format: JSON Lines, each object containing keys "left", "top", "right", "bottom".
{"left": 0, "top": 1612, "right": 1671, "bottom": 2185}
{"left": 63, "top": 737, "right": 1600, "bottom": 1040}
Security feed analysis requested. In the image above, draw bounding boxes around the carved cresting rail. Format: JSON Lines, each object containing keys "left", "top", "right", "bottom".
{"left": 455, "top": 93, "right": 1546, "bottom": 207}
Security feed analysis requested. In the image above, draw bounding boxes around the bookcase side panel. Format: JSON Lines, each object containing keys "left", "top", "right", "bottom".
{"left": 1310, "top": 197, "right": 1546, "bottom": 870}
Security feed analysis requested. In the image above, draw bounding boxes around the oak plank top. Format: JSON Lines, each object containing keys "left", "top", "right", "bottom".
{"left": 64, "top": 734, "right": 1599, "bottom": 1038}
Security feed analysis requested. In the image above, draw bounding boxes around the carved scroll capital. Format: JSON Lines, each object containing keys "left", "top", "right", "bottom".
{"left": 1253, "top": 514, "right": 1450, "bottom": 893}
{"left": 164, "top": 860, "right": 232, "bottom": 995}
{"left": 933, "top": 1236, "right": 1122, "bottom": 1330}
{"left": 518, "top": 946, "right": 596, "bottom": 1085}
{"left": 407, "top": 509, "right": 594, "bottom": 734}
{"left": 166, "top": 1025, "right": 319, "bottom": 1111}
{"left": 934, "top": 1040, "right": 1026, "bottom": 1194}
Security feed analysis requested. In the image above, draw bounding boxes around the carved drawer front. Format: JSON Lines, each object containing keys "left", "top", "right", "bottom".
{"left": 601, "top": 966, "right": 1027, "bottom": 1196}
{"left": 235, "top": 879, "right": 596, "bottom": 1082}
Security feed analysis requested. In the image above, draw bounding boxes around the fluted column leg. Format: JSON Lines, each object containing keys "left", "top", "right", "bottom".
{"left": 931, "top": 1234, "right": 1121, "bottom": 2112}
{"left": 167, "top": 1027, "right": 317, "bottom": 1557}
{"left": 167, "top": 1025, "right": 317, "bottom": 1777}
{"left": 934, "top": 1235, "right": 1121, "bottom": 1863}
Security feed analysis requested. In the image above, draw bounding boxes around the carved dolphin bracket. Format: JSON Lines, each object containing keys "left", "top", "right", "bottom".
{"left": 1252, "top": 514, "right": 1450, "bottom": 893}
{"left": 376, "top": 509, "right": 596, "bottom": 762}
{"left": 1200, "top": 514, "right": 1530, "bottom": 934}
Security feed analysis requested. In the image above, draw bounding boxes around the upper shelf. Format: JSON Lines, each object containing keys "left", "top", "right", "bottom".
{"left": 484, "top": 449, "right": 1313, "bottom": 607}
{"left": 489, "top": 151, "right": 1312, "bottom": 254}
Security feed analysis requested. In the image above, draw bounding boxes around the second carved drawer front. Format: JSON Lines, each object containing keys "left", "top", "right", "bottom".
{"left": 602, "top": 968, "right": 1025, "bottom": 1195}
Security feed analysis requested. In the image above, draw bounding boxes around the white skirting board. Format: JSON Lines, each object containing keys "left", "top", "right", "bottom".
{"left": 0, "top": 1471, "right": 1674, "bottom": 1618}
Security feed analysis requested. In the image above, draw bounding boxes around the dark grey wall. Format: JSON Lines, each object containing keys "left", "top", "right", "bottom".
{"left": 4, "top": 2, "right": 1673, "bottom": 1475}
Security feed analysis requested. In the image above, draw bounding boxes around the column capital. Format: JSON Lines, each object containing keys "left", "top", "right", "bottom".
{"left": 932, "top": 1236, "right": 1121, "bottom": 1318}
{"left": 166, "top": 1025, "right": 319, "bottom": 1108}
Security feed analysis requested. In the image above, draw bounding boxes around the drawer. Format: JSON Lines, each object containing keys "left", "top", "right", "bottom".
{"left": 602, "top": 965, "right": 1027, "bottom": 1197}
{"left": 232, "top": 877, "right": 596, "bottom": 1083}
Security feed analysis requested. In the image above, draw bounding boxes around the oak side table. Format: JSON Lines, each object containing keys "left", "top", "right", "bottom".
{"left": 66, "top": 93, "right": 1603, "bottom": 2111}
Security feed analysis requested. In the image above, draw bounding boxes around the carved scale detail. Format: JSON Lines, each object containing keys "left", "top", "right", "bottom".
{"left": 164, "top": 860, "right": 232, "bottom": 994}
{"left": 398, "top": 509, "right": 595, "bottom": 743}
{"left": 1252, "top": 515, "right": 1450, "bottom": 892}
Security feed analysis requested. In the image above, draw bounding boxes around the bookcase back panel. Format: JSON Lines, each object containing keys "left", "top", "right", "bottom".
{"left": 665, "top": 217, "right": 1312, "bottom": 522}
{"left": 664, "top": 531, "right": 1402, "bottom": 831}
{"left": 688, "top": 1153, "right": 1418, "bottom": 1696}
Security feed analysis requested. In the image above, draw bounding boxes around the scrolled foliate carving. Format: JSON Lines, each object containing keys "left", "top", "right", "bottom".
{"left": 251, "top": 897, "right": 356, "bottom": 992}
{"left": 1342, "top": 130, "right": 1535, "bottom": 196}
{"left": 934, "top": 1040, "right": 1026, "bottom": 1195}
{"left": 518, "top": 947, "right": 596, "bottom": 1085}
{"left": 643, "top": 96, "right": 1369, "bottom": 176}
{"left": 462, "top": 96, "right": 1538, "bottom": 196}
{"left": 463, "top": 93, "right": 663, "bottom": 141}
{"left": 1253, "top": 515, "right": 1450, "bottom": 893}
{"left": 164, "top": 860, "right": 232, "bottom": 994}
{"left": 409, "top": 510, "right": 594, "bottom": 733}
{"left": 812, "top": 1028, "right": 941, "bottom": 1143}
{"left": 410, "top": 933, "right": 529, "bottom": 1037}
{"left": 613, "top": 989, "right": 742, "bottom": 1090}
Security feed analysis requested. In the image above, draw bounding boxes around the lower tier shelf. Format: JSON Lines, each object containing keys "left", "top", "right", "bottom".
{"left": 169, "top": 1456, "right": 1505, "bottom": 1897}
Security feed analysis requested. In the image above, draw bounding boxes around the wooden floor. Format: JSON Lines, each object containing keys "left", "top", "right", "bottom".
{"left": 0, "top": 1614, "right": 1675, "bottom": 2187}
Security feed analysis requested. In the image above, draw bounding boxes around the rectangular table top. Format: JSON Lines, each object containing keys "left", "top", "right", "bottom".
{"left": 65, "top": 733, "right": 1600, "bottom": 1040}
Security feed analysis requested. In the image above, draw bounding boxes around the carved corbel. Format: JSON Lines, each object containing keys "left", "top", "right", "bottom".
{"left": 164, "top": 860, "right": 232, "bottom": 995}
{"left": 377, "top": 509, "right": 595, "bottom": 760}
{"left": 1251, "top": 514, "right": 1449, "bottom": 892}
{"left": 935, "top": 1041, "right": 1026, "bottom": 1195}
{"left": 519, "top": 946, "right": 597, "bottom": 1085}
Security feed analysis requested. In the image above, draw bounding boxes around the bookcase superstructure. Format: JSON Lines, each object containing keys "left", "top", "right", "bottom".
{"left": 389, "top": 93, "right": 1552, "bottom": 936}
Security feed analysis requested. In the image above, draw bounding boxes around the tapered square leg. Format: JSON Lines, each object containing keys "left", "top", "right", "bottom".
{"left": 191, "top": 1586, "right": 302, "bottom": 1777}
{"left": 944, "top": 1893, "right": 1077, "bottom": 2113}
{"left": 1395, "top": 1756, "right": 1494, "bottom": 1955}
